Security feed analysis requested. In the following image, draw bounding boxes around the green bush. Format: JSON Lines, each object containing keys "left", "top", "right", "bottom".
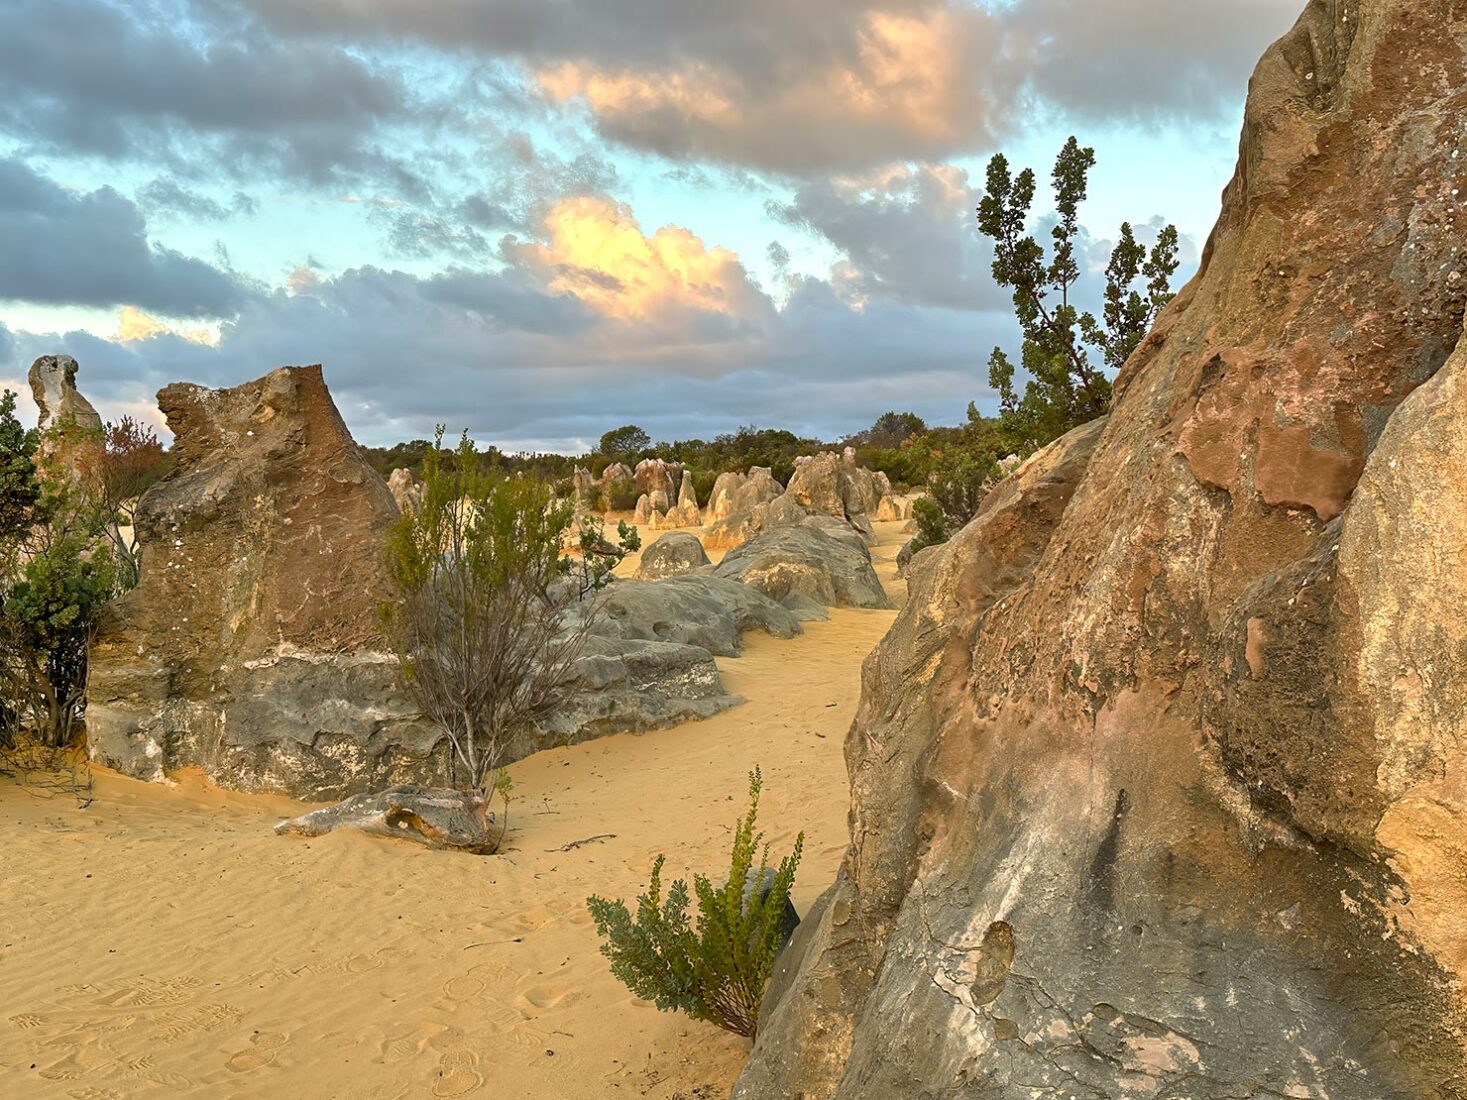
{"left": 587, "top": 769, "right": 803, "bottom": 1038}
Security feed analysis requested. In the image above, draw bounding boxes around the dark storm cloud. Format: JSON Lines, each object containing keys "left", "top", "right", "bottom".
{"left": 0, "top": 322, "right": 15, "bottom": 370}
{"left": 0, "top": 158, "right": 254, "bottom": 317}
{"left": 0, "top": 0, "right": 427, "bottom": 193}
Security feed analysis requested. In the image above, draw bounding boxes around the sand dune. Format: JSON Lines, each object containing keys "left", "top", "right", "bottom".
{"left": 0, "top": 523, "right": 908, "bottom": 1099}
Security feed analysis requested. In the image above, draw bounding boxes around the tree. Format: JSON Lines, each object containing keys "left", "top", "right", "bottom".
{"left": 79, "top": 416, "right": 170, "bottom": 590}
{"left": 0, "top": 391, "right": 119, "bottom": 749}
{"left": 978, "top": 137, "right": 1180, "bottom": 454}
{"left": 587, "top": 769, "right": 803, "bottom": 1038}
{"left": 862, "top": 411, "right": 927, "bottom": 449}
{"left": 570, "top": 514, "right": 640, "bottom": 600}
{"left": 906, "top": 415, "right": 1002, "bottom": 549}
{"left": 598, "top": 424, "right": 652, "bottom": 459}
{"left": 380, "top": 429, "right": 592, "bottom": 804}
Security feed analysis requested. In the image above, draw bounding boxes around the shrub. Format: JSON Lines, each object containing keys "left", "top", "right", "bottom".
{"left": 380, "top": 428, "right": 592, "bottom": 801}
{"left": 587, "top": 769, "right": 803, "bottom": 1038}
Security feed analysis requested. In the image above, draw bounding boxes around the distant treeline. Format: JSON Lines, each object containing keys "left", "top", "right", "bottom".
{"left": 358, "top": 411, "right": 1004, "bottom": 499}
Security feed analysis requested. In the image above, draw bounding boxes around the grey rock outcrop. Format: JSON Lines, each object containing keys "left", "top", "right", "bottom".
{"left": 714, "top": 524, "right": 889, "bottom": 613}
{"left": 636, "top": 531, "right": 712, "bottom": 579}
{"left": 591, "top": 575, "right": 801, "bottom": 657}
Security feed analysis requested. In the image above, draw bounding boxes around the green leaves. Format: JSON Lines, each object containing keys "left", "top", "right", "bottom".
{"left": 977, "top": 138, "right": 1179, "bottom": 456}
{"left": 587, "top": 768, "right": 804, "bottom": 1038}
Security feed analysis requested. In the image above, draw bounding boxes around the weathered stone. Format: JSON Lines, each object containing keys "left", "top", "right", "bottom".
{"left": 714, "top": 524, "right": 889, "bottom": 612}
{"left": 636, "top": 531, "right": 712, "bottom": 579}
{"left": 85, "top": 366, "right": 444, "bottom": 798}
{"left": 737, "top": 3, "right": 1467, "bottom": 1095}
{"left": 633, "top": 494, "right": 654, "bottom": 525}
{"left": 704, "top": 467, "right": 784, "bottom": 547}
{"left": 708, "top": 471, "right": 748, "bottom": 522}
{"left": 873, "top": 493, "right": 913, "bottom": 523}
{"left": 570, "top": 465, "right": 598, "bottom": 512}
{"left": 27, "top": 354, "right": 104, "bottom": 477}
{"left": 600, "top": 462, "right": 636, "bottom": 511}
{"left": 275, "top": 786, "right": 497, "bottom": 852}
{"left": 387, "top": 467, "right": 423, "bottom": 514}
{"left": 591, "top": 574, "right": 801, "bottom": 657}
{"left": 634, "top": 457, "right": 679, "bottom": 500}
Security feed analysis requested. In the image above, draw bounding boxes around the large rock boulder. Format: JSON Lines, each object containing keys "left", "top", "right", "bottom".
{"left": 85, "top": 365, "right": 445, "bottom": 798}
{"left": 28, "top": 354, "right": 104, "bottom": 478}
{"left": 636, "top": 530, "right": 712, "bottom": 579}
{"left": 736, "top": 3, "right": 1467, "bottom": 1096}
{"left": 591, "top": 575, "right": 802, "bottom": 657}
{"left": 714, "top": 525, "right": 889, "bottom": 613}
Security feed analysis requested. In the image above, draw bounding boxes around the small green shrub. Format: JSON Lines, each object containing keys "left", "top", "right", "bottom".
{"left": 587, "top": 769, "right": 803, "bottom": 1038}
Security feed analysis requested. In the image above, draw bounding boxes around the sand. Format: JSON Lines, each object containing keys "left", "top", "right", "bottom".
{"left": 0, "top": 522, "right": 910, "bottom": 1100}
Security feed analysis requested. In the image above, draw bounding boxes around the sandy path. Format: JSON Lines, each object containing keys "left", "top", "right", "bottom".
{"left": 0, "top": 523, "right": 909, "bottom": 1099}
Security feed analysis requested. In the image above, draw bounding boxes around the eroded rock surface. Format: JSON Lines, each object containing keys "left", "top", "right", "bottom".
{"left": 28, "top": 354, "right": 104, "bottom": 476}
{"left": 737, "top": 2, "right": 1467, "bottom": 1096}
{"left": 85, "top": 367, "right": 745, "bottom": 798}
{"left": 636, "top": 531, "right": 712, "bottom": 579}
{"left": 714, "top": 525, "right": 889, "bottom": 613}
{"left": 591, "top": 575, "right": 802, "bottom": 657}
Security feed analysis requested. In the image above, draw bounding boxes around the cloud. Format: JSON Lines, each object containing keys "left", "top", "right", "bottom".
{"left": 503, "top": 196, "right": 772, "bottom": 328}
{"left": 240, "top": 0, "right": 1300, "bottom": 178}
{"left": 138, "top": 178, "right": 259, "bottom": 222}
{"left": 4, "top": 188, "right": 1014, "bottom": 449}
{"left": 0, "top": 157, "right": 255, "bottom": 317}
{"left": 768, "top": 163, "right": 1007, "bottom": 312}
{"left": 0, "top": 0, "right": 430, "bottom": 195}
{"left": 1001, "top": 0, "right": 1302, "bottom": 124}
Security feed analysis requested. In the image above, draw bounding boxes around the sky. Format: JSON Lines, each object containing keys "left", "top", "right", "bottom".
{"left": 0, "top": 0, "right": 1304, "bottom": 452}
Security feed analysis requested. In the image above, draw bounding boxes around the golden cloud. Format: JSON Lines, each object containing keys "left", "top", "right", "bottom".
{"left": 536, "top": 7, "right": 995, "bottom": 171}
{"left": 116, "top": 306, "right": 219, "bottom": 346}
{"left": 511, "top": 195, "right": 764, "bottom": 321}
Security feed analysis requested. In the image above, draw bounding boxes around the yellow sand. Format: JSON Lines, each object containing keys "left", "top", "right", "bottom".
{"left": 0, "top": 523, "right": 910, "bottom": 1099}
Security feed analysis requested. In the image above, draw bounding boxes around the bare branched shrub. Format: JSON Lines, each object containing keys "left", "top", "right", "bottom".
{"left": 380, "top": 429, "right": 592, "bottom": 812}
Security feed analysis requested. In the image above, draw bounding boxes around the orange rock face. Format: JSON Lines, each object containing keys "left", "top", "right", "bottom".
{"left": 737, "top": 2, "right": 1467, "bottom": 1096}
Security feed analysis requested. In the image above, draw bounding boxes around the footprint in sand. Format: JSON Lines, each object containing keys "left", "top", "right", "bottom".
{"left": 430, "top": 1049, "right": 484, "bottom": 1097}
{"left": 225, "top": 1030, "right": 287, "bottom": 1073}
{"left": 345, "top": 953, "right": 385, "bottom": 973}
{"left": 442, "top": 975, "right": 485, "bottom": 1002}
{"left": 9, "top": 1013, "right": 44, "bottom": 1029}
{"left": 516, "top": 985, "right": 580, "bottom": 1012}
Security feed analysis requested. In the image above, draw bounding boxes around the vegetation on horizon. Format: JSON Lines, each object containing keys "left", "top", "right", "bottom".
{"left": 587, "top": 768, "right": 803, "bottom": 1039}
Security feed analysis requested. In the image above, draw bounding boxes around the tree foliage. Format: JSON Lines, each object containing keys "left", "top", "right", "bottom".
{"left": 587, "top": 768, "right": 803, "bottom": 1038}
{"left": 79, "top": 416, "right": 170, "bottom": 590}
{"left": 380, "top": 428, "right": 592, "bottom": 802}
{"left": 978, "top": 137, "right": 1179, "bottom": 454}
{"left": 0, "top": 391, "right": 119, "bottom": 749}
{"left": 598, "top": 424, "right": 652, "bottom": 460}
{"left": 570, "top": 513, "right": 641, "bottom": 600}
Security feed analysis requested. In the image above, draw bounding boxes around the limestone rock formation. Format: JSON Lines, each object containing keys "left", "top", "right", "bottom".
{"left": 707, "top": 454, "right": 888, "bottom": 548}
{"left": 600, "top": 462, "right": 636, "bottom": 511}
{"left": 85, "top": 366, "right": 746, "bottom": 798}
{"left": 570, "top": 465, "right": 598, "bottom": 512}
{"left": 636, "top": 531, "right": 712, "bottom": 579}
{"left": 713, "top": 525, "right": 889, "bottom": 613}
{"left": 592, "top": 575, "right": 802, "bottom": 657}
{"left": 634, "top": 457, "right": 679, "bottom": 500}
{"left": 707, "top": 471, "right": 748, "bottom": 522}
{"left": 737, "top": 3, "right": 1467, "bottom": 1095}
{"left": 85, "top": 365, "right": 444, "bottom": 797}
{"left": 27, "top": 354, "right": 104, "bottom": 476}
{"left": 703, "top": 467, "right": 785, "bottom": 547}
{"left": 386, "top": 467, "right": 423, "bottom": 513}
